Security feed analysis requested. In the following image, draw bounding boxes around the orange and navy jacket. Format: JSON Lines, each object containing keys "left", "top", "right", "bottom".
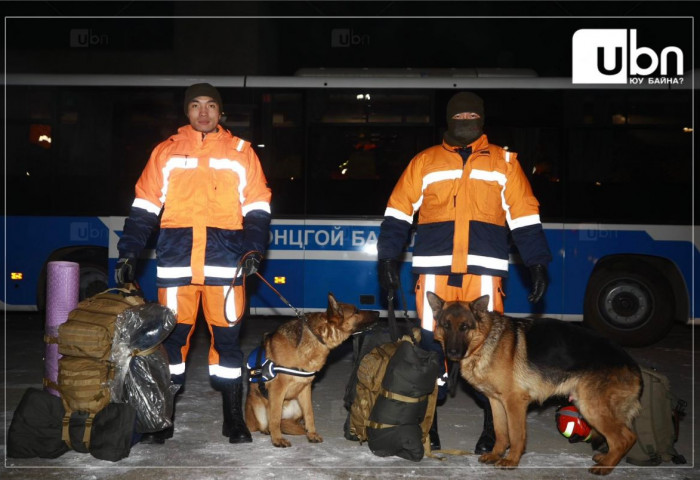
{"left": 118, "top": 125, "right": 272, "bottom": 287}
{"left": 378, "top": 134, "right": 550, "bottom": 277}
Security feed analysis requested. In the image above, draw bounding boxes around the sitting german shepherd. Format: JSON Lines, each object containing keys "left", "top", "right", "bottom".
{"left": 428, "top": 292, "right": 642, "bottom": 476}
{"left": 245, "top": 293, "right": 378, "bottom": 447}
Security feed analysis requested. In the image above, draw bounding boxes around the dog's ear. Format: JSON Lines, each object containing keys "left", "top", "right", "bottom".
{"left": 327, "top": 292, "right": 342, "bottom": 318}
{"left": 471, "top": 295, "right": 490, "bottom": 315}
{"left": 426, "top": 291, "right": 445, "bottom": 316}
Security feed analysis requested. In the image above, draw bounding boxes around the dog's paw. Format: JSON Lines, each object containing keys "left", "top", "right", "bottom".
{"left": 592, "top": 453, "right": 606, "bottom": 463}
{"left": 307, "top": 432, "right": 323, "bottom": 443}
{"left": 495, "top": 458, "right": 520, "bottom": 469}
{"left": 260, "top": 429, "right": 270, "bottom": 435}
{"left": 589, "top": 464, "right": 614, "bottom": 476}
{"left": 272, "top": 437, "right": 292, "bottom": 448}
{"left": 478, "top": 453, "right": 501, "bottom": 464}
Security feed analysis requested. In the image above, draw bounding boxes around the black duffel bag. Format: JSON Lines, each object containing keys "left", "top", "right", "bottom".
{"left": 366, "top": 340, "right": 440, "bottom": 461}
{"left": 8, "top": 387, "right": 137, "bottom": 462}
{"left": 8, "top": 388, "right": 69, "bottom": 458}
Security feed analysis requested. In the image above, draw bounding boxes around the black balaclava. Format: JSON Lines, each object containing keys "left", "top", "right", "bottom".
{"left": 443, "top": 92, "right": 485, "bottom": 147}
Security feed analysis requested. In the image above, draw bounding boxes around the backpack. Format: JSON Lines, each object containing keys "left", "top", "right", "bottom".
{"left": 343, "top": 321, "right": 412, "bottom": 439}
{"left": 348, "top": 330, "right": 441, "bottom": 461}
{"left": 55, "top": 287, "right": 144, "bottom": 450}
{"left": 626, "top": 367, "right": 687, "bottom": 466}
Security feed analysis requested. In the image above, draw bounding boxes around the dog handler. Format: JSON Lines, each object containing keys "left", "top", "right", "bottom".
{"left": 116, "top": 83, "right": 271, "bottom": 444}
{"left": 377, "top": 91, "right": 551, "bottom": 452}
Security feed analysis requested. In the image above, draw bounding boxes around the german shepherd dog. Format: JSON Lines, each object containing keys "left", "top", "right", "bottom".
{"left": 245, "top": 293, "right": 378, "bottom": 448}
{"left": 428, "top": 293, "right": 642, "bottom": 475}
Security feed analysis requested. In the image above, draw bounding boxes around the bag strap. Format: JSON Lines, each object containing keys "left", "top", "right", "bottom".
{"left": 132, "top": 344, "right": 161, "bottom": 357}
{"left": 82, "top": 414, "right": 95, "bottom": 450}
{"left": 379, "top": 388, "right": 429, "bottom": 404}
{"left": 365, "top": 420, "right": 395, "bottom": 429}
{"left": 43, "top": 377, "right": 60, "bottom": 392}
{"left": 61, "top": 411, "right": 96, "bottom": 451}
{"left": 62, "top": 414, "right": 73, "bottom": 450}
{"left": 95, "top": 282, "right": 144, "bottom": 302}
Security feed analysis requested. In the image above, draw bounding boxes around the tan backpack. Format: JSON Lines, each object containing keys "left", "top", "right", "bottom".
{"left": 54, "top": 287, "right": 143, "bottom": 450}
{"left": 349, "top": 335, "right": 439, "bottom": 459}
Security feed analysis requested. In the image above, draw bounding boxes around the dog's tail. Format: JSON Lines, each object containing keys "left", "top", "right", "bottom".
{"left": 281, "top": 418, "right": 307, "bottom": 435}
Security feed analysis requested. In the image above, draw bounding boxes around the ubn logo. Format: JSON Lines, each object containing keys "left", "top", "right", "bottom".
{"left": 572, "top": 29, "right": 683, "bottom": 84}
{"left": 331, "top": 28, "right": 370, "bottom": 48}
{"left": 70, "top": 29, "right": 109, "bottom": 48}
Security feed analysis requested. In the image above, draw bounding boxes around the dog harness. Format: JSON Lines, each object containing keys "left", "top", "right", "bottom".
{"left": 246, "top": 346, "right": 316, "bottom": 384}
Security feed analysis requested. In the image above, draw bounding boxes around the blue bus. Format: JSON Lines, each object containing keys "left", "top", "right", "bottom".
{"left": 3, "top": 70, "right": 696, "bottom": 347}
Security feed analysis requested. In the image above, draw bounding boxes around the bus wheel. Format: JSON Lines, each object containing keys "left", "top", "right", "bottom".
{"left": 36, "top": 250, "right": 108, "bottom": 311}
{"left": 79, "top": 263, "right": 109, "bottom": 300}
{"left": 584, "top": 267, "right": 673, "bottom": 347}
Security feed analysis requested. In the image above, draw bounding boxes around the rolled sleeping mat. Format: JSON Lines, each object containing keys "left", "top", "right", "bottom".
{"left": 44, "top": 261, "right": 80, "bottom": 396}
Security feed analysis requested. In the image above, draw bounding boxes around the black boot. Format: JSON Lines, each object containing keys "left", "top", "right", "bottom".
{"left": 139, "top": 424, "right": 174, "bottom": 444}
{"left": 429, "top": 409, "right": 441, "bottom": 451}
{"left": 221, "top": 381, "right": 252, "bottom": 444}
{"left": 474, "top": 396, "right": 495, "bottom": 454}
{"left": 139, "top": 377, "right": 182, "bottom": 445}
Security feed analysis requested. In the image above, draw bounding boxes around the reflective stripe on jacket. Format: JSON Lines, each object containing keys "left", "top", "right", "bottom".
{"left": 118, "top": 125, "right": 271, "bottom": 287}
{"left": 378, "top": 134, "right": 550, "bottom": 277}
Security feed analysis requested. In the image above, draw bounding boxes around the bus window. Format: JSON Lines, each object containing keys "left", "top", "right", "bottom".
{"left": 112, "top": 88, "right": 182, "bottom": 214}
{"left": 486, "top": 125, "right": 564, "bottom": 221}
{"left": 256, "top": 92, "right": 304, "bottom": 215}
{"left": 307, "top": 125, "right": 434, "bottom": 215}
{"left": 306, "top": 91, "right": 434, "bottom": 215}
{"left": 565, "top": 90, "right": 692, "bottom": 224}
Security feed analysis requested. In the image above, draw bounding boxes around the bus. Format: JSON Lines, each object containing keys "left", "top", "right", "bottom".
{"left": 3, "top": 69, "right": 696, "bottom": 347}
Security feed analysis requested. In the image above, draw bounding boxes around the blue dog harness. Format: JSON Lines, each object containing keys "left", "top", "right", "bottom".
{"left": 246, "top": 346, "right": 316, "bottom": 384}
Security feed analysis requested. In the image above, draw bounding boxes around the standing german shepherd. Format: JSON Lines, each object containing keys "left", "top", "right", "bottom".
{"left": 428, "top": 292, "right": 642, "bottom": 475}
{"left": 245, "top": 293, "right": 378, "bottom": 448}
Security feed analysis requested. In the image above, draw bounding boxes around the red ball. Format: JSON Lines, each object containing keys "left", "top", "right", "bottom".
{"left": 555, "top": 405, "right": 592, "bottom": 443}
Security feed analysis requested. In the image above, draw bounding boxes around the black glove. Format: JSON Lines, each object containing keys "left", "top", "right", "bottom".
{"left": 527, "top": 264, "right": 548, "bottom": 303}
{"left": 115, "top": 257, "right": 136, "bottom": 286}
{"left": 241, "top": 252, "right": 262, "bottom": 276}
{"left": 378, "top": 258, "right": 401, "bottom": 291}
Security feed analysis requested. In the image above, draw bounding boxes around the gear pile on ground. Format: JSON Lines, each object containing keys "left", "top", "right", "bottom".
{"left": 8, "top": 288, "right": 177, "bottom": 462}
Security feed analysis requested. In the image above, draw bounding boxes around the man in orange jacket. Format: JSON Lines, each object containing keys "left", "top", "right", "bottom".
{"left": 116, "top": 83, "right": 271, "bottom": 444}
{"left": 378, "top": 92, "right": 551, "bottom": 453}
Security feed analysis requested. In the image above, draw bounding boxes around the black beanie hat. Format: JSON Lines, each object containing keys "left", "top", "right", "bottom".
{"left": 184, "top": 83, "right": 223, "bottom": 115}
{"left": 446, "top": 92, "right": 484, "bottom": 122}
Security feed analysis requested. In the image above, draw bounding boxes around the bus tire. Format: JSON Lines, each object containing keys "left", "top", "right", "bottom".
{"left": 78, "top": 263, "right": 109, "bottom": 300}
{"left": 36, "top": 248, "right": 108, "bottom": 311}
{"left": 583, "top": 266, "right": 673, "bottom": 347}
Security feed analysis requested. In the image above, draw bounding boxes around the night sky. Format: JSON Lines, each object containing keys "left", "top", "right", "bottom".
{"left": 3, "top": 2, "right": 695, "bottom": 78}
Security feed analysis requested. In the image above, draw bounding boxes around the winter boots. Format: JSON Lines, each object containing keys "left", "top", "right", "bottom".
{"left": 474, "top": 393, "right": 495, "bottom": 454}
{"left": 429, "top": 409, "right": 441, "bottom": 451}
{"left": 220, "top": 381, "right": 252, "bottom": 444}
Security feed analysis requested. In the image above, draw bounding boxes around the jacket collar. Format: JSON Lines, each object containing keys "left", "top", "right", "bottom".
{"left": 442, "top": 134, "right": 489, "bottom": 153}
{"left": 177, "top": 124, "right": 226, "bottom": 143}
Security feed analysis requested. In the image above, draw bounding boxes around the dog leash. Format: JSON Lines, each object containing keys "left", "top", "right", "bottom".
{"left": 387, "top": 289, "right": 400, "bottom": 342}
{"left": 253, "top": 270, "right": 307, "bottom": 323}
{"left": 225, "top": 253, "right": 323, "bottom": 347}
{"left": 254, "top": 271, "right": 326, "bottom": 347}
{"left": 226, "top": 251, "right": 307, "bottom": 324}
{"left": 387, "top": 277, "right": 414, "bottom": 344}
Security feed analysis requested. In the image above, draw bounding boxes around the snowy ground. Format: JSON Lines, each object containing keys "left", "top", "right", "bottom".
{"left": 2, "top": 311, "right": 697, "bottom": 479}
